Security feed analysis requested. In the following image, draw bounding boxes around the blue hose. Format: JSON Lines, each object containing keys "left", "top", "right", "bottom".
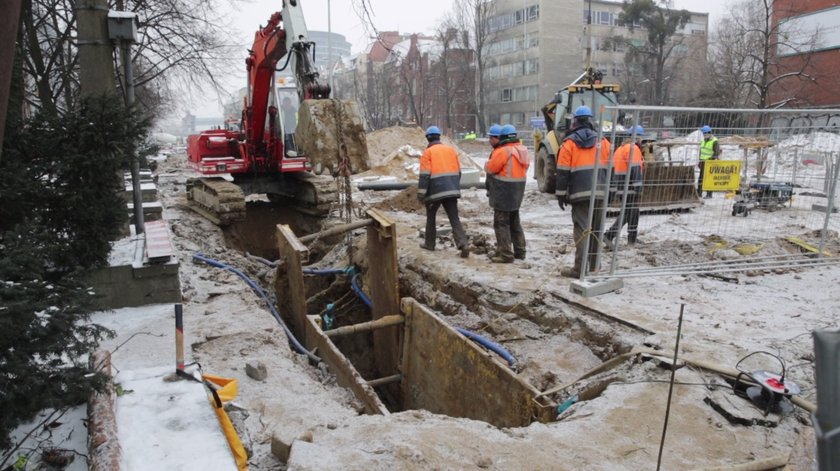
{"left": 455, "top": 327, "right": 516, "bottom": 366}
{"left": 192, "top": 253, "right": 320, "bottom": 363}
{"left": 351, "top": 273, "right": 373, "bottom": 308}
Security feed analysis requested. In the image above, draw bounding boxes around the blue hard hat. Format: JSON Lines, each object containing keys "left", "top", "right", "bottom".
{"left": 701, "top": 125, "right": 712, "bottom": 133}
{"left": 425, "top": 125, "right": 442, "bottom": 136}
{"left": 500, "top": 124, "right": 517, "bottom": 137}
{"left": 488, "top": 124, "right": 502, "bottom": 137}
{"left": 574, "top": 105, "right": 593, "bottom": 118}
{"left": 632, "top": 125, "right": 645, "bottom": 136}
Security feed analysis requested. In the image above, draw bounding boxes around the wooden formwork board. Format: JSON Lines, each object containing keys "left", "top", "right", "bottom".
{"left": 305, "top": 315, "right": 390, "bottom": 415}
{"left": 274, "top": 224, "right": 309, "bottom": 338}
{"left": 365, "top": 209, "right": 402, "bottom": 384}
{"left": 400, "top": 298, "right": 553, "bottom": 428}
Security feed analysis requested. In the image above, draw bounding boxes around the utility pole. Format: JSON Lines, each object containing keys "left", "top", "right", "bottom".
{"left": 77, "top": 0, "right": 117, "bottom": 98}
{"left": 108, "top": 6, "right": 144, "bottom": 234}
{"left": 0, "top": 0, "right": 23, "bottom": 162}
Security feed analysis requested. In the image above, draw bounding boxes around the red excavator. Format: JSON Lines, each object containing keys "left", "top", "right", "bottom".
{"left": 186, "top": 1, "right": 369, "bottom": 225}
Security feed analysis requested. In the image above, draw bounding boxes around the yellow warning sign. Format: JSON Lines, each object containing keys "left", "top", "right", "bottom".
{"left": 702, "top": 160, "right": 742, "bottom": 191}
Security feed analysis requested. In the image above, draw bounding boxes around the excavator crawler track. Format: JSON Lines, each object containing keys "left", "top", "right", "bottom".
{"left": 266, "top": 173, "right": 340, "bottom": 217}
{"left": 186, "top": 177, "right": 247, "bottom": 226}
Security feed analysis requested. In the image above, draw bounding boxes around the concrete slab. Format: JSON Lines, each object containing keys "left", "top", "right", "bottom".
{"left": 570, "top": 277, "right": 624, "bottom": 297}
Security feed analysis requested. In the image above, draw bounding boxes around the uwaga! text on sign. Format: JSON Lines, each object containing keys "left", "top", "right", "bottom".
{"left": 702, "top": 160, "right": 742, "bottom": 192}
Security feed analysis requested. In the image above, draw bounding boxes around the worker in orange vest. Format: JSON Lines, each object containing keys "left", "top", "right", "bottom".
{"left": 605, "top": 125, "right": 645, "bottom": 248}
{"left": 418, "top": 126, "right": 470, "bottom": 258}
{"left": 555, "top": 106, "right": 611, "bottom": 278}
{"left": 485, "top": 124, "right": 530, "bottom": 263}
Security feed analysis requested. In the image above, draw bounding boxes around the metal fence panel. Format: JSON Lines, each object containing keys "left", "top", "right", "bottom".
{"left": 584, "top": 106, "right": 840, "bottom": 278}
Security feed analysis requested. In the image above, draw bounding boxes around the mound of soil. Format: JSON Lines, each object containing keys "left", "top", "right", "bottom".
{"left": 361, "top": 126, "right": 482, "bottom": 180}
{"left": 372, "top": 185, "right": 424, "bottom": 213}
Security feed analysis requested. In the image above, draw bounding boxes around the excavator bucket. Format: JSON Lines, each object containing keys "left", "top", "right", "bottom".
{"left": 295, "top": 99, "right": 370, "bottom": 175}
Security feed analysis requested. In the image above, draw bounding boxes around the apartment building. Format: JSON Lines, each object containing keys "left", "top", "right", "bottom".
{"left": 483, "top": 0, "right": 709, "bottom": 128}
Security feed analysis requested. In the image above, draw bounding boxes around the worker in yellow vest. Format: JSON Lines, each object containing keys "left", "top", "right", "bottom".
{"left": 698, "top": 125, "right": 721, "bottom": 198}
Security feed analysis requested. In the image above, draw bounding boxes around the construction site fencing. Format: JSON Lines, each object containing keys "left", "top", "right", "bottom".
{"left": 580, "top": 105, "right": 840, "bottom": 279}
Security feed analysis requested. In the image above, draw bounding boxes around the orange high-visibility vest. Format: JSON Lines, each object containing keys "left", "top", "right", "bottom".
{"left": 418, "top": 142, "right": 461, "bottom": 202}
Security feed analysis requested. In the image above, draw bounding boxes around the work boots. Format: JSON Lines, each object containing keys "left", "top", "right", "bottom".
{"left": 490, "top": 255, "right": 513, "bottom": 263}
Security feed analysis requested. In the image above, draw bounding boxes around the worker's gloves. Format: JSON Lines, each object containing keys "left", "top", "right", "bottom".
{"left": 557, "top": 196, "right": 567, "bottom": 211}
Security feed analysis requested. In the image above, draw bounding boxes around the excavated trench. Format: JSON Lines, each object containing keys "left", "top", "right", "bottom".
{"left": 222, "top": 207, "right": 649, "bottom": 427}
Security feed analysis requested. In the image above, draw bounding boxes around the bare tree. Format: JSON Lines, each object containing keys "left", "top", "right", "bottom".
{"left": 446, "top": 0, "right": 494, "bottom": 133}
{"left": 709, "top": 0, "right": 818, "bottom": 109}
{"left": 16, "top": 0, "right": 239, "bottom": 117}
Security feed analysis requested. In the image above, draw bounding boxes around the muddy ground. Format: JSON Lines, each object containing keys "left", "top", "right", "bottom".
{"left": 145, "top": 127, "right": 838, "bottom": 470}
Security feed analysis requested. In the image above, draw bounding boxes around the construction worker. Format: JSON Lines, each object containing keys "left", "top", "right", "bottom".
{"left": 605, "top": 125, "right": 645, "bottom": 248}
{"left": 555, "top": 106, "right": 611, "bottom": 278}
{"left": 698, "top": 125, "right": 721, "bottom": 198}
{"left": 487, "top": 124, "right": 502, "bottom": 147}
{"left": 485, "top": 124, "right": 530, "bottom": 263}
{"left": 418, "top": 126, "right": 470, "bottom": 258}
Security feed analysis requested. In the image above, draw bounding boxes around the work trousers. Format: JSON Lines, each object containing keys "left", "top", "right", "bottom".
{"left": 605, "top": 193, "right": 640, "bottom": 244}
{"left": 493, "top": 209, "right": 526, "bottom": 261}
{"left": 698, "top": 161, "right": 711, "bottom": 196}
{"left": 424, "top": 198, "right": 468, "bottom": 250}
{"left": 571, "top": 200, "right": 605, "bottom": 273}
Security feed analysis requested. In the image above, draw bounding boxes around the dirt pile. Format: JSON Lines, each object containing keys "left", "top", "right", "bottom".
{"left": 372, "top": 185, "right": 424, "bottom": 213}
{"left": 360, "top": 126, "right": 481, "bottom": 180}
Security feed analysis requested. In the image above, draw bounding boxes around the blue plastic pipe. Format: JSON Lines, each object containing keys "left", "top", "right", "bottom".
{"left": 351, "top": 273, "right": 373, "bottom": 308}
{"left": 192, "top": 253, "right": 320, "bottom": 363}
{"left": 455, "top": 327, "right": 516, "bottom": 366}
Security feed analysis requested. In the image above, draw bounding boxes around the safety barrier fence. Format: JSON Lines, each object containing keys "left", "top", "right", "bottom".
{"left": 578, "top": 105, "right": 840, "bottom": 278}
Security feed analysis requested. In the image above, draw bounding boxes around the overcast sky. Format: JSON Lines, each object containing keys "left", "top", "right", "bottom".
{"left": 185, "top": 0, "right": 730, "bottom": 118}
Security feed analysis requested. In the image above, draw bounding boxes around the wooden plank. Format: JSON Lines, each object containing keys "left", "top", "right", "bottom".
{"left": 400, "top": 298, "right": 552, "bottom": 428}
{"left": 275, "top": 224, "right": 309, "bottom": 340}
{"left": 366, "top": 209, "right": 402, "bottom": 391}
{"left": 304, "top": 315, "right": 389, "bottom": 415}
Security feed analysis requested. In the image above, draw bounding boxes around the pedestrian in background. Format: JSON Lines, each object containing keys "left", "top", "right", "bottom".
{"left": 485, "top": 124, "right": 530, "bottom": 263}
{"left": 605, "top": 125, "right": 645, "bottom": 248}
{"left": 555, "top": 106, "right": 611, "bottom": 278}
{"left": 698, "top": 125, "right": 721, "bottom": 198}
{"left": 418, "top": 126, "right": 470, "bottom": 258}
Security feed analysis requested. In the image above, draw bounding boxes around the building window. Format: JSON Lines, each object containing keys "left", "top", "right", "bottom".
{"left": 598, "top": 11, "right": 612, "bottom": 25}
{"left": 526, "top": 59, "right": 539, "bottom": 75}
{"left": 501, "top": 89, "right": 512, "bottom": 102}
{"left": 527, "top": 5, "right": 539, "bottom": 21}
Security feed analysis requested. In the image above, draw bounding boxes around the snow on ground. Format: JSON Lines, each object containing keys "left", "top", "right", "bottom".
{"left": 6, "top": 304, "right": 238, "bottom": 471}
{"left": 115, "top": 366, "right": 237, "bottom": 470}
{"left": 7, "top": 132, "right": 839, "bottom": 470}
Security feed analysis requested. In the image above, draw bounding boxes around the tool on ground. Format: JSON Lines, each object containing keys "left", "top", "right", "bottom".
{"left": 733, "top": 351, "right": 801, "bottom": 416}
{"left": 732, "top": 181, "right": 794, "bottom": 216}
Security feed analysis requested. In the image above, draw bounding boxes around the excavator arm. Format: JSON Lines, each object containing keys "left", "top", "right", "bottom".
{"left": 279, "top": 0, "right": 330, "bottom": 102}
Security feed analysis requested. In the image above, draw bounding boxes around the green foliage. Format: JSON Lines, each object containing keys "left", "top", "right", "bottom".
{"left": 0, "top": 95, "right": 150, "bottom": 450}
{"left": 619, "top": 0, "right": 691, "bottom": 51}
